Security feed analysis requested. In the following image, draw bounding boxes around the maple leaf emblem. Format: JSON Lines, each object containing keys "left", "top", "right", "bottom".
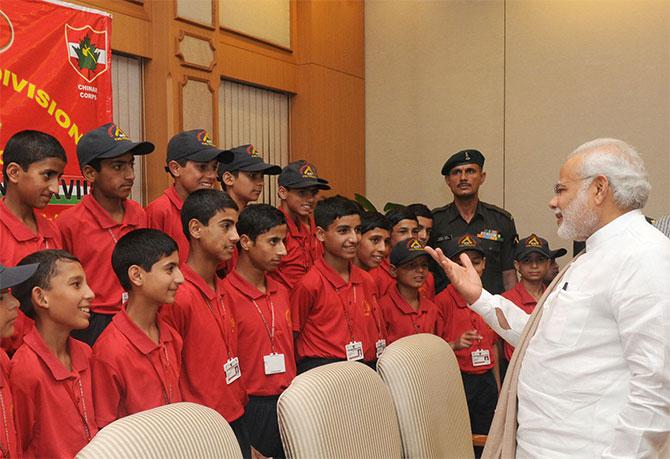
{"left": 74, "top": 35, "right": 100, "bottom": 72}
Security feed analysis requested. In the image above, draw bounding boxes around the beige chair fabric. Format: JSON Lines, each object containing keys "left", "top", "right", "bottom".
{"left": 377, "top": 333, "right": 474, "bottom": 459}
{"left": 76, "top": 402, "right": 243, "bottom": 459}
{"left": 277, "top": 361, "right": 403, "bottom": 459}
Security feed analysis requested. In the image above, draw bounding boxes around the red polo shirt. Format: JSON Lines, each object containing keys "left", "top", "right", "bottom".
{"left": 57, "top": 194, "right": 147, "bottom": 315}
{"left": 91, "top": 310, "right": 183, "bottom": 428}
{"left": 419, "top": 271, "right": 436, "bottom": 300}
{"left": 291, "top": 258, "right": 380, "bottom": 362}
{"left": 272, "top": 208, "right": 323, "bottom": 289}
{"left": 379, "top": 284, "right": 442, "bottom": 344}
{"left": 501, "top": 282, "right": 540, "bottom": 360}
{"left": 159, "top": 263, "right": 247, "bottom": 422}
{"left": 10, "top": 328, "right": 97, "bottom": 458}
{"left": 222, "top": 271, "right": 296, "bottom": 396}
{"left": 0, "top": 199, "right": 62, "bottom": 354}
{"left": 435, "top": 285, "right": 499, "bottom": 375}
{"left": 369, "top": 258, "right": 395, "bottom": 299}
{"left": 0, "top": 350, "right": 18, "bottom": 459}
{"left": 146, "top": 186, "right": 189, "bottom": 263}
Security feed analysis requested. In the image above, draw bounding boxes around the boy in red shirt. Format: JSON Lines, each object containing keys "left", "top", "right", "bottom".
{"left": 354, "top": 211, "right": 391, "bottom": 274}
{"left": 222, "top": 204, "right": 295, "bottom": 458}
{"left": 407, "top": 203, "right": 437, "bottom": 300}
{"left": 0, "top": 262, "right": 39, "bottom": 458}
{"left": 145, "top": 129, "right": 233, "bottom": 262}
{"left": 291, "top": 196, "right": 384, "bottom": 373}
{"left": 501, "top": 234, "right": 565, "bottom": 361}
{"left": 92, "top": 229, "right": 185, "bottom": 428}
{"left": 369, "top": 206, "right": 419, "bottom": 298}
{"left": 379, "top": 238, "right": 442, "bottom": 344}
{"left": 10, "top": 250, "right": 97, "bottom": 458}
{"left": 0, "top": 130, "right": 67, "bottom": 353}
{"left": 159, "top": 189, "right": 250, "bottom": 458}
{"left": 272, "top": 160, "right": 330, "bottom": 289}
{"left": 434, "top": 234, "right": 500, "bottom": 438}
{"left": 58, "top": 123, "right": 154, "bottom": 346}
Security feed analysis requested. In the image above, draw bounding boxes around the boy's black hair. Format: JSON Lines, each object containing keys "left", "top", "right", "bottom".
{"left": 181, "top": 189, "right": 239, "bottom": 240}
{"left": 2, "top": 130, "right": 67, "bottom": 178}
{"left": 112, "top": 229, "right": 178, "bottom": 290}
{"left": 13, "top": 250, "right": 80, "bottom": 320}
{"left": 237, "top": 204, "right": 286, "bottom": 243}
{"left": 360, "top": 211, "right": 392, "bottom": 235}
{"left": 385, "top": 206, "right": 418, "bottom": 227}
{"left": 406, "top": 203, "right": 433, "bottom": 220}
{"left": 314, "top": 195, "right": 360, "bottom": 229}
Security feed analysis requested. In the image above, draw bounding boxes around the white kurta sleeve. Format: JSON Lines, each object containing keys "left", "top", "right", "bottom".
{"left": 468, "top": 290, "right": 531, "bottom": 347}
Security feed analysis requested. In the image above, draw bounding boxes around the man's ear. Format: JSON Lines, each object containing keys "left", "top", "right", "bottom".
{"left": 167, "top": 160, "right": 182, "bottom": 177}
{"left": 188, "top": 218, "right": 203, "bottom": 240}
{"left": 239, "top": 234, "right": 252, "bottom": 251}
{"left": 222, "top": 171, "right": 236, "bottom": 187}
{"left": 32, "top": 286, "right": 49, "bottom": 311}
{"left": 128, "top": 265, "right": 143, "bottom": 287}
{"left": 592, "top": 175, "right": 610, "bottom": 205}
{"left": 277, "top": 186, "right": 289, "bottom": 200}
{"left": 4, "top": 162, "right": 22, "bottom": 184}
{"left": 480, "top": 170, "right": 487, "bottom": 184}
{"left": 316, "top": 226, "right": 326, "bottom": 243}
{"left": 82, "top": 164, "right": 98, "bottom": 183}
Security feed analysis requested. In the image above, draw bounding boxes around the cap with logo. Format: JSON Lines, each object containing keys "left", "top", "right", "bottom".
{"left": 515, "top": 234, "right": 567, "bottom": 260}
{"left": 445, "top": 234, "right": 486, "bottom": 259}
{"left": 77, "top": 123, "right": 155, "bottom": 169}
{"left": 441, "top": 149, "right": 486, "bottom": 176}
{"left": 278, "top": 160, "right": 331, "bottom": 190}
{"left": 390, "top": 238, "right": 428, "bottom": 267}
{"left": 218, "top": 144, "right": 281, "bottom": 175}
{"left": 166, "top": 129, "right": 234, "bottom": 165}
{"left": 0, "top": 263, "right": 39, "bottom": 290}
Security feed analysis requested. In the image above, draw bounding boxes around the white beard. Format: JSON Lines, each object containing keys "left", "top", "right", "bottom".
{"left": 556, "top": 186, "right": 599, "bottom": 241}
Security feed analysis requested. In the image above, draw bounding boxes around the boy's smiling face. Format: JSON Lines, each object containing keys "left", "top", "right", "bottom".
{"left": 318, "top": 214, "right": 361, "bottom": 261}
{"left": 135, "top": 251, "right": 184, "bottom": 305}
{"left": 37, "top": 260, "right": 94, "bottom": 331}
{"left": 171, "top": 159, "right": 218, "bottom": 195}
{"left": 7, "top": 157, "right": 66, "bottom": 209}
{"left": 356, "top": 227, "right": 390, "bottom": 270}
{"left": 390, "top": 219, "right": 418, "bottom": 248}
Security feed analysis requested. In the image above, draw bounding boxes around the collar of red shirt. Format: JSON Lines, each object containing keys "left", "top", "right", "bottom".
{"left": 379, "top": 258, "right": 394, "bottom": 276}
{"left": 446, "top": 284, "right": 469, "bottom": 309}
{"left": 0, "top": 199, "right": 59, "bottom": 242}
{"left": 279, "top": 206, "right": 315, "bottom": 238}
{"left": 180, "top": 262, "right": 218, "bottom": 302}
{"left": 513, "top": 281, "right": 541, "bottom": 306}
{"left": 227, "top": 270, "right": 279, "bottom": 300}
{"left": 165, "top": 185, "right": 184, "bottom": 211}
{"left": 314, "top": 257, "right": 364, "bottom": 289}
{"left": 23, "top": 327, "right": 90, "bottom": 381}
{"left": 81, "top": 194, "right": 144, "bottom": 230}
{"left": 390, "top": 284, "right": 429, "bottom": 315}
{"left": 112, "top": 310, "right": 174, "bottom": 355}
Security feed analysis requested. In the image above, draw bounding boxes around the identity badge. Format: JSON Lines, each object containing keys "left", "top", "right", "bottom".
{"left": 263, "top": 353, "right": 286, "bottom": 375}
{"left": 375, "top": 339, "right": 387, "bottom": 359}
{"left": 345, "top": 341, "right": 364, "bottom": 361}
{"left": 224, "top": 357, "right": 241, "bottom": 384}
{"left": 471, "top": 349, "right": 491, "bottom": 367}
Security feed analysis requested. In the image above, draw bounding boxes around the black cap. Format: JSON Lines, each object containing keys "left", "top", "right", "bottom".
{"left": 0, "top": 263, "right": 39, "bottom": 290}
{"left": 441, "top": 149, "right": 485, "bottom": 176}
{"left": 218, "top": 145, "right": 281, "bottom": 175}
{"left": 77, "top": 123, "right": 154, "bottom": 168}
{"left": 390, "top": 238, "right": 428, "bottom": 266}
{"left": 166, "top": 129, "right": 234, "bottom": 164}
{"left": 279, "top": 160, "right": 331, "bottom": 190}
{"left": 515, "top": 234, "right": 567, "bottom": 260}
{"left": 445, "top": 234, "right": 486, "bottom": 259}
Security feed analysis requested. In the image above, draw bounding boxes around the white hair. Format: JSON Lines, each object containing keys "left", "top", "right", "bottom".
{"left": 569, "top": 138, "right": 651, "bottom": 210}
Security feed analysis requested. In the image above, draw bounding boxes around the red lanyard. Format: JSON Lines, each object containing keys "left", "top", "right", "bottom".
{"left": 335, "top": 285, "right": 358, "bottom": 342}
{"left": 146, "top": 344, "right": 175, "bottom": 404}
{"left": 0, "top": 389, "right": 9, "bottom": 458}
{"left": 251, "top": 295, "right": 276, "bottom": 353}
{"left": 199, "top": 291, "right": 233, "bottom": 359}
{"left": 66, "top": 377, "right": 92, "bottom": 442}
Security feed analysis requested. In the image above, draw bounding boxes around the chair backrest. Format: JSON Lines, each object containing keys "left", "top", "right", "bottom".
{"left": 76, "top": 402, "right": 243, "bottom": 459}
{"left": 277, "top": 361, "right": 403, "bottom": 459}
{"left": 377, "top": 333, "right": 474, "bottom": 459}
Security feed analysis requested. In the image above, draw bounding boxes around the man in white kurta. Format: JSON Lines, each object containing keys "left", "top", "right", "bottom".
{"left": 429, "top": 139, "right": 670, "bottom": 458}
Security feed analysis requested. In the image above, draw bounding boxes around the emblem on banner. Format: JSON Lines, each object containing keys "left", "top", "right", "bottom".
{"left": 0, "top": 10, "right": 14, "bottom": 54}
{"left": 65, "top": 24, "right": 108, "bottom": 83}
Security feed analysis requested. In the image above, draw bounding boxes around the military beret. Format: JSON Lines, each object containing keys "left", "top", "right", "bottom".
{"left": 441, "top": 149, "right": 485, "bottom": 176}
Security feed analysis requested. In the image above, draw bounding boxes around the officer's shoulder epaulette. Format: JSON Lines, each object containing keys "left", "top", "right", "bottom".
{"left": 431, "top": 203, "right": 454, "bottom": 214}
{"left": 481, "top": 201, "right": 514, "bottom": 220}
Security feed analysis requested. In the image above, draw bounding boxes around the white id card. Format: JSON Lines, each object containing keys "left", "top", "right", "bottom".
{"left": 375, "top": 339, "right": 387, "bottom": 359}
{"left": 471, "top": 349, "right": 491, "bottom": 367}
{"left": 345, "top": 341, "right": 364, "bottom": 361}
{"left": 224, "top": 357, "right": 241, "bottom": 384}
{"left": 263, "top": 353, "right": 286, "bottom": 375}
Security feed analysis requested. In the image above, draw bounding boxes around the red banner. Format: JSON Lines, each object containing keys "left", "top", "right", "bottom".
{"left": 0, "top": 0, "right": 112, "bottom": 215}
